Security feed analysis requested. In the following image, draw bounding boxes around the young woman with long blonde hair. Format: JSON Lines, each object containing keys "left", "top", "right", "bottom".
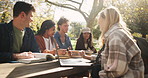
{"left": 98, "top": 6, "right": 144, "bottom": 78}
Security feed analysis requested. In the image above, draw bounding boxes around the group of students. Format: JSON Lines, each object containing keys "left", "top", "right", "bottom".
{"left": 35, "top": 17, "right": 96, "bottom": 54}
{"left": 0, "top": 1, "right": 144, "bottom": 78}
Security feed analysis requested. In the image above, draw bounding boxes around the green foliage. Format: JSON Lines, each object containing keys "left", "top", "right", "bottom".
{"left": 0, "top": 1, "right": 12, "bottom": 23}
{"left": 132, "top": 32, "right": 142, "bottom": 37}
{"left": 0, "top": 11, "right": 11, "bottom": 23}
{"left": 104, "top": 0, "right": 148, "bottom": 38}
{"left": 117, "top": 0, "right": 147, "bottom": 38}
{"left": 132, "top": 33, "right": 148, "bottom": 41}
{"left": 0, "top": 1, "right": 54, "bottom": 34}
{"left": 127, "top": 0, "right": 148, "bottom": 38}
{"left": 30, "top": 2, "right": 54, "bottom": 33}
{"left": 92, "top": 18, "right": 101, "bottom": 39}
{"left": 30, "top": 13, "right": 53, "bottom": 34}
{"left": 69, "top": 20, "right": 101, "bottom": 40}
{"left": 71, "top": 39, "right": 76, "bottom": 50}
{"left": 69, "top": 22, "right": 84, "bottom": 38}
{"left": 92, "top": 26, "right": 101, "bottom": 40}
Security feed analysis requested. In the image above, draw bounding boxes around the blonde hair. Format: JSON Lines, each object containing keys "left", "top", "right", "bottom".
{"left": 98, "top": 6, "right": 130, "bottom": 48}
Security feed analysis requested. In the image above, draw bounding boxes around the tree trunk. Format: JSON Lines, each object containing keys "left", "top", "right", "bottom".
{"left": 86, "top": 19, "right": 96, "bottom": 28}
{"left": 45, "top": 0, "right": 103, "bottom": 29}
{"left": 86, "top": 0, "right": 103, "bottom": 28}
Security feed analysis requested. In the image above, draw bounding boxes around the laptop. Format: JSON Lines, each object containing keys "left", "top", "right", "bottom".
{"left": 59, "top": 57, "right": 92, "bottom": 67}
{"left": 56, "top": 49, "right": 92, "bottom": 67}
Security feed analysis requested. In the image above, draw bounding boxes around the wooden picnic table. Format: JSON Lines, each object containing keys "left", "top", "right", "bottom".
{"left": 0, "top": 60, "right": 91, "bottom": 78}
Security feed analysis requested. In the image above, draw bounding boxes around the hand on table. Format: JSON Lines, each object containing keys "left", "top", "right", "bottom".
{"left": 43, "top": 49, "right": 56, "bottom": 55}
{"left": 13, "top": 52, "right": 34, "bottom": 59}
{"left": 57, "top": 49, "right": 67, "bottom": 55}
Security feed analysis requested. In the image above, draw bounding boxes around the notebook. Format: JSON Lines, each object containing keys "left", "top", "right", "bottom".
{"left": 56, "top": 49, "right": 92, "bottom": 67}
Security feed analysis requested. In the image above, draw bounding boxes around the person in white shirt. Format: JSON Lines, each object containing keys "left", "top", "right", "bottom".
{"left": 35, "top": 20, "right": 57, "bottom": 55}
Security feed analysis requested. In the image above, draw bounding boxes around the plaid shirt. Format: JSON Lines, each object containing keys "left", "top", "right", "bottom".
{"left": 99, "top": 23, "right": 144, "bottom": 78}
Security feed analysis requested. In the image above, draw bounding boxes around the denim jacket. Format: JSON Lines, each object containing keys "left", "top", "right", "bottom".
{"left": 0, "top": 21, "right": 40, "bottom": 63}
{"left": 54, "top": 32, "right": 73, "bottom": 49}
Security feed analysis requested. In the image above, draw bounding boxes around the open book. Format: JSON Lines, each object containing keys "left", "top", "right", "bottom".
{"left": 18, "top": 53, "right": 55, "bottom": 63}
{"left": 69, "top": 50, "right": 83, "bottom": 58}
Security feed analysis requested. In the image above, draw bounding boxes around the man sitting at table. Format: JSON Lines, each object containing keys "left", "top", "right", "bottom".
{"left": 0, "top": 1, "right": 40, "bottom": 63}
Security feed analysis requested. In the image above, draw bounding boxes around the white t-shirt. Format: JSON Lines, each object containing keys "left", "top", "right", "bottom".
{"left": 43, "top": 37, "right": 55, "bottom": 50}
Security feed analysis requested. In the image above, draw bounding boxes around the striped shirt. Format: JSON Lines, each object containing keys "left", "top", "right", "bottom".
{"left": 99, "top": 23, "right": 144, "bottom": 78}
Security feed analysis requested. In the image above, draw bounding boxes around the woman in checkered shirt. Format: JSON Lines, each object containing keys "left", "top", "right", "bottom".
{"left": 97, "top": 6, "right": 144, "bottom": 78}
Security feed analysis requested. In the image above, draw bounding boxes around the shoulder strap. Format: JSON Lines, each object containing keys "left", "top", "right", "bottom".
{"left": 95, "top": 44, "right": 105, "bottom": 63}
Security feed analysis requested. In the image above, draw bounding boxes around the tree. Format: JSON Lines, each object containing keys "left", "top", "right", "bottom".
{"left": 45, "top": 0, "right": 103, "bottom": 29}
{"left": 129, "top": 0, "right": 148, "bottom": 38}
{"left": 93, "top": 26, "right": 101, "bottom": 40}
{"left": 0, "top": 1, "right": 12, "bottom": 23}
{"left": 69, "top": 22, "right": 84, "bottom": 38}
{"left": 30, "top": 2, "right": 54, "bottom": 33}
{"left": 104, "top": 0, "right": 148, "bottom": 38}
{"left": 121, "top": 0, "right": 148, "bottom": 38}
{"left": 0, "top": 1, "right": 54, "bottom": 33}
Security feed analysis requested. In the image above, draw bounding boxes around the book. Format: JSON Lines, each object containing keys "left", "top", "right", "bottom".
{"left": 18, "top": 53, "right": 55, "bottom": 63}
{"left": 69, "top": 50, "right": 83, "bottom": 58}
{"left": 56, "top": 49, "right": 70, "bottom": 59}
{"left": 58, "top": 52, "right": 70, "bottom": 59}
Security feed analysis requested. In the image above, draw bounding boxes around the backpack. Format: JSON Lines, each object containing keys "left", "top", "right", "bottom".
{"left": 134, "top": 36, "right": 148, "bottom": 74}
{"left": 91, "top": 44, "right": 105, "bottom": 78}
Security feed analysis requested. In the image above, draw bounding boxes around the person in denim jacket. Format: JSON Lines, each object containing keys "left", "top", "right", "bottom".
{"left": 54, "top": 17, "right": 73, "bottom": 50}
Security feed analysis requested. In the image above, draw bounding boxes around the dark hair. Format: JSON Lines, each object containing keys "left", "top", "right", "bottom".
{"left": 78, "top": 32, "right": 93, "bottom": 47}
{"left": 57, "top": 17, "right": 69, "bottom": 31}
{"left": 13, "top": 1, "right": 35, "bottom": 17}
{"left": 36, "top": 20, "right": 55, "bottom": 35}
